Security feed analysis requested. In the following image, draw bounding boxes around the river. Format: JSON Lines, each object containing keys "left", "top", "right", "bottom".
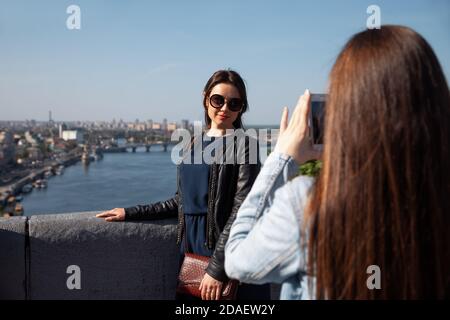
{"left": 20, "top": 126, "right": 278, "bottom": 215}
{"left": 21, "top": 145, "right": 177, "bottom": 215}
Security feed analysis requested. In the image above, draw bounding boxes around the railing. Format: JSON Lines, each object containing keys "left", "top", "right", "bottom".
{"left": 0, "top": 212, "right": 179, "bottom": 299}
{"left": 0, "top": 212, "right": 280, "bottom": 300}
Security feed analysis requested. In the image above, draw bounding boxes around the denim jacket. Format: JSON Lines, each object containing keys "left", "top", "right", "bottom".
{"left": 224, "top": 151, "right": 315, "bottom": 300}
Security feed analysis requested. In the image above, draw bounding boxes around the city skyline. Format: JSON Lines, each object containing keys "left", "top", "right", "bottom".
{"left": 0, "top": 114, "right": 278, "bottom": 126}
{"left": 1, "top": 0, "right": 449, "bottom": 123}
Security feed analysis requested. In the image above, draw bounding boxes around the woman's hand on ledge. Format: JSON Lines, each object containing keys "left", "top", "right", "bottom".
{"left": 96, "top": 208, "right": 125, "bottom": 222}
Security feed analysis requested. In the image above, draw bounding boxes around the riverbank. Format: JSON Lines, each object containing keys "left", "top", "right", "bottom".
{"left": 19, "top": 149, "right": 176, "bottom": 216}
{"left": 0, "top": 152, "right": 82, "bottom": 216}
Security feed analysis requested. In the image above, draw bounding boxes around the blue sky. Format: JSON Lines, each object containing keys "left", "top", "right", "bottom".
{"left": 0, "top": 0, "right": 449, "bottom": 125}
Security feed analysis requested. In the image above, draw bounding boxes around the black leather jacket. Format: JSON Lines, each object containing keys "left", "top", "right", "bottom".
{"left": 124, "top": 134, "right": 261, "bottom": 282}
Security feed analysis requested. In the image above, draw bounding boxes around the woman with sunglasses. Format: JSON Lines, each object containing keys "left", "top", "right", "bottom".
{"left": 97, "top": 69, "right": 271, "bottom": 300}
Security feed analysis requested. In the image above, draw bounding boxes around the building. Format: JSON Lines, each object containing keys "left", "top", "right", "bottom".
{"left": 0, "top": 131, "right": 16, "bottom": 166}
{"left": 48, "top": 110, "right": 55, "bottom": 127}
{"left": 61, "top": 130, "right": 84, "bottom": 143}
{"left": 26, "top": 146, "right": 43, "bottom": 161}
{"left": 167, "top": 122, "right": 177, "bottom": 132}
{"left": 181, "top": 119, "right": 190, "bottom": 130}
{"left": 146, "top": 119, "right": 153, "bottom": 130}
{"left": 0, "top": 131, "right": 13, "bottom": 145}
{"left": 25, "top": 131, "right": 39, "bottom": 146}
{"left": 59, "top": 123, "right": 68, "bottom": 139}
{"left": 134, "top": 123, "right": 146, "bottom": 131}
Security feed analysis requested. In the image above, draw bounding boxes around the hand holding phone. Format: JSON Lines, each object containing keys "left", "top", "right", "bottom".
{"left": 274, "top": 89, "right": 322, "bottom": 164}
{"left": 309, "top": 94, "right": 327, "bottom": 151}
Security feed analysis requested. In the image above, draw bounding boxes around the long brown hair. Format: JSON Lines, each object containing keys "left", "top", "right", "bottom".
{"left": 305, "top": 25, "right": 450, "bottom": 299}
{"left": 203, "top": 69, "right": 249, "bottom": 129}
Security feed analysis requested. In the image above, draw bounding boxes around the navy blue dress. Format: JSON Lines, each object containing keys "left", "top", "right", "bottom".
{"left": 179, "top": 134, "right": 225, "bottom": 257}
{"left": 178, "top": 134, "right": 271, "bottom": 300}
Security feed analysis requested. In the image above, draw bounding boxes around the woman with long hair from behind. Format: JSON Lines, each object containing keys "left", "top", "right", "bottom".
{"left": 225, "top": 25, "right": 450, "bottom": 299}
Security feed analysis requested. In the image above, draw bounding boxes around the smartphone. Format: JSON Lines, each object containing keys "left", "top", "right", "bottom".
{"left": 309, "top": 94, "right": 327, "bottom": 150}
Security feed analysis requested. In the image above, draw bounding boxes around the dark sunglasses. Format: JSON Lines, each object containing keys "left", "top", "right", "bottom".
{"left": 209, "top": 94, "right": 244, "bottom": 112}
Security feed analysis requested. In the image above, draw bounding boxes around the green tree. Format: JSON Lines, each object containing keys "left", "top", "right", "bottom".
{"left": 299, "top": 160, "right": 322, "bottom": 177}
{"left": 267, "top": 147, "right": 322, "bottom": 177}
